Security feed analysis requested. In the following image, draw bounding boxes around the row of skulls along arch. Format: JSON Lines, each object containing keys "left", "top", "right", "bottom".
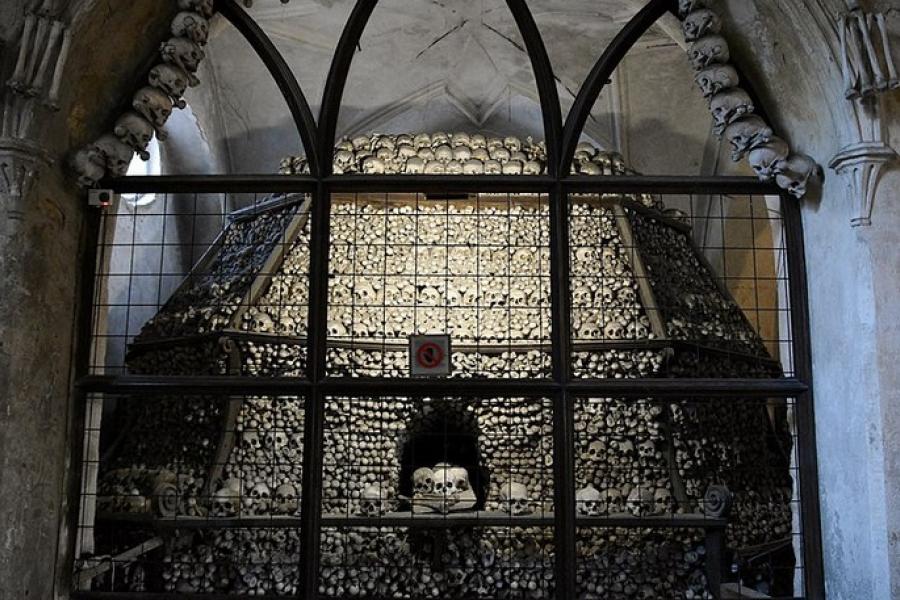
{"left": 69, "top": 0, "right": 821, "bottom": 198}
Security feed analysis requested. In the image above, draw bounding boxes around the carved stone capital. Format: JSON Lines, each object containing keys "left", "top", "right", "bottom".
{"left": 0, "top": 138, "right": 53, "bottom": 222}
{"left": 828, "top": 141, "right": 897, "bottom": 227}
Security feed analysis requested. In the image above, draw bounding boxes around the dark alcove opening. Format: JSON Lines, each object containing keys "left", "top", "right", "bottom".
{"left": 399, "top": 402, "right": 489, "bottom": 511}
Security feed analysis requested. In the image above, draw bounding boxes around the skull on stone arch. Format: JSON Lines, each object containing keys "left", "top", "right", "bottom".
{"left": 682, "top": 8, "right": 721, "bottom": 42}
{"left": 748, "top": 137, "right": 790, "bottom": 180}
{"left": 690, "top": 35, "right": 730, "bottom": 70}
{"left": 412, "top": 467, "right": 435, "bottom": 496}
{"left": 133, "top": 87, "right": 174, "bottom": 129}
{"left": 172, "top": 11, "right": 210, "bottom": 45}
{"left": 88, "top": 134, "right": 134, "bottom": 178}
{"left": 114, "top": 112, "right": 155, "bottom": 160}
{"left": 576, "top": 484, "right": 606, "bottom": 517}
{"left": 723, "top": 115, "right": 774, "bottom": 161}
{"left": 499, "top": 480, "right": 532, "bottom": 516}
{"left": 149, "top": 63, "right": 190, "bottom": 107}
{"left": 710, "top": 88, "right": 754, "bottom": 135}
{"left": 774, "top": 153, "right": 820, "bottom": 199}
{"left": 694, "top": 64, "right": 739, "bottom": 98}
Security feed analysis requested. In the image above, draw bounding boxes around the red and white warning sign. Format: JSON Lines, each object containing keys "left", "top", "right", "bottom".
{"left": 409, "top": 335, "right": 452, "bottom": 377}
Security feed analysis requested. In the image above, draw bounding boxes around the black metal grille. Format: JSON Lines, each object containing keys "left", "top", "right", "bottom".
{"left": 69, "top": 0, "right": 822, "bottom": 598}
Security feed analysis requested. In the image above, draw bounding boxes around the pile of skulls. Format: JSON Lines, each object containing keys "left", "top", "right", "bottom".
{"left": 680, "top": 0, "right": 820, "bottom": 197}
{"left": 279, "top": 132, "right": 636, "bottom": 177}
{"left": 72, "top": 0, "right": 214, "bottom": 187}
{"left": 408, "top": 464, "right": 477, "bottom": 515}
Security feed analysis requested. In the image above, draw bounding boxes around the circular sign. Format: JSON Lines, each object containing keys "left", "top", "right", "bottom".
{"left": 416, "top": 342, "right": 445, "bottom": 369}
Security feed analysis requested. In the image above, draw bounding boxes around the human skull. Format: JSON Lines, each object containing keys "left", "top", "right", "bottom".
{"left": 710, "top": 88, "right": 754, "bottom": 134}
{"left": 582, "top": 440, "right": 606, "bottom": 461}
{"left": 246, "top": 482, "right": 271, "bottom": 514}
{"left": 413, "top": 133, "right": 432, "bottom": 149}
{"left": 637, "top": 440, "right": 656, "bottom": 460}
{"left": 605, "top": 487, "right": 625, "bottom": 513}
{"left": 88, "top": 134, "right": 134, "bottom": 178}
{"left": 576, "top": 484, "right": 606, "bottom": 517}
{"left": 694, "top": 64, "right": 739, "bottom": 98}
{"left": 748, "top": 137, "right": 789, "bottom": 180}
{"left": 626, "top": 486, "right": 655, "bottom": 516}
{"left": 499, "top": 481, "right": 532, "bottom": 516}
{"left": 159, "top": 37, "right": 204, "bottom": 85}
{"left": 451, "top": 132, "right": 471, "bottom": 147}
{"left": 682, "top": 8, "right": 721, "bottom": 42}
{"left": 502, "top": 160, "right": 523, "bottom": 175}
{"left": 653, "top": 487, "right": 673, "bottom": 515}
{"left": 774, "top": 153, "right": 820, "bottom": 199}
{"left": 178, "top": 0, "right": 214, "bottom": 18}
{"left": 448, "top": 467, "right": 471, "bottom": 492}
{"left": 133, "top": 87, "right": 174, "bottom": 129}
{"left": 274, "top": 483, "right": 299, "bottom": 515}
{"left": 71, "top": 148, "right": 106, "bottom": 188}
{"left": 406, "top": 156, "right": 425, "bottom": 174}
{"left": 333, "top": 150, "right": 354, "bottom": 174}
{"left": 431, "top": 131, "right": 450, "bottom": 147}
{"left": 149, "top": 64, "right": 190, "bottom": 108}
{"left": 241, "top": 430, "right": 262, "bottom": 452}
{"left": 523, "top": 160, "right": 543, "bottom": 175}
{"left": 434, "top": 144, "right": 453, "bottom": 163}
{"left": 172, "top": 11, "right": 210, "bottom": 45}
{"left": 362, "top": 156, "right": 385, "bottom": 174}
{"left": 723, "top": 115, "right": 774, "bottom": 161}
{"left": 412, "top": 467, "right": 435, "bottom": 495}
{"left": 470, "top": 134, "right": 487, "bottom": 149}
{"left": 114, "top": 112, "right": 155, "bottom": 160}
{"left": 604, "top": 320, "right": 625, "bottom": 340}
{"left": 432, "top": 464, "right": 457, "bottom": 497}
{"left": 452, "top": 145, "right": 472, "bottom": 161}
{"left": 484, "top": 160, "right": 502, "bottom": 174}
{"left": 424, "top": 160, "right": 446, "bottom": 174}
{"left": 359, "top": 483, "right": 386, "bottom": 517}
{"left": 504, "top": 136, "right": 522, "bottom": 152}
{"left": 690, "top": 35, "right": 730, "bottom": 70}
{"left": 211, "top": 486, "right": 240, "bottom": 517}
{"left": 463, "top": 159, "right": 484, "bottom": 175}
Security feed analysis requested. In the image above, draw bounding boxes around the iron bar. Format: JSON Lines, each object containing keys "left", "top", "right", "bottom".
{"left": 318, "top": 0, "right": 379, "bottom": 177}
{"left": 783, "top": 195, "right": 825, "bottom": 600}
{"left": 559, "top": 0, "right": 671, "bottom": 176}
{"left": 505, "top": 0, "right": 563, "bottom": 176}
{"left": 215, "top": 0, "right": 321, "bottom": 177}
{"left": 76, "top": 375, "right": 808, "bottom": 398}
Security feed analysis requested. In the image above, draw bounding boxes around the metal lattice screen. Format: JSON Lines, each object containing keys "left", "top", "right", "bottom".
{"left": 74, "top": 182, "right": 812, "bottom": 600}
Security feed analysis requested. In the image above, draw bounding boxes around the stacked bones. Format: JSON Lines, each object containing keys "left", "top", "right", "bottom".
{"left": 95, "top": 133, "right": 793, "bottom": 597}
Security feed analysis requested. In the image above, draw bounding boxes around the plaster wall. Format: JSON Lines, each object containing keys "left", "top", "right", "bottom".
{"left": 719, "top": 1, "right": 900, "bottom": 598}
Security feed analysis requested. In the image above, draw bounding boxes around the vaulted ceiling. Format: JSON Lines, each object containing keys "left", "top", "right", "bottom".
{"left": 184, "top": 0, "right": 714, "bottom": 175}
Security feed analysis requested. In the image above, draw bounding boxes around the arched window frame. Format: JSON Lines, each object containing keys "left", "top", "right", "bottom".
{"left": 74, "top": 1, "right": 824, "bottom": 599}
